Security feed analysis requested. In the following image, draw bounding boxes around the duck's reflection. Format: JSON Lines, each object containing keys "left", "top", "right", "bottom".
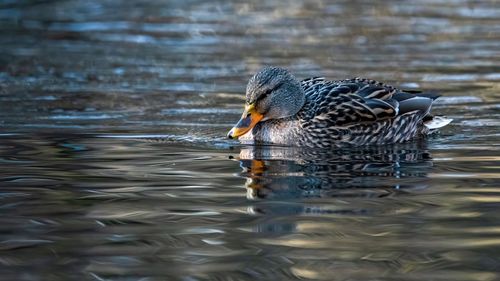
{"left": 237, "top": 142, "right": 433, "bottom": 200}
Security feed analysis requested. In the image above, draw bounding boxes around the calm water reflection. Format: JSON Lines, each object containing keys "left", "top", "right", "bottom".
{"left": 239, "top": 144, "right": 433, "bottom": 200}
{"left": 1, "top": 0, "right": 500, "bottom": 280}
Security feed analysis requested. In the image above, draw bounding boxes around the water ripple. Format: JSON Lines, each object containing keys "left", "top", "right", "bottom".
{"left": 0, "top": 0, "right": 499, "bottom": 280}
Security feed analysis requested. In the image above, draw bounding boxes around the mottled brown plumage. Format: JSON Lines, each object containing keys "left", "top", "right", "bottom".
{"left": 229, "top": 67, "right": 452, "bottom": 148}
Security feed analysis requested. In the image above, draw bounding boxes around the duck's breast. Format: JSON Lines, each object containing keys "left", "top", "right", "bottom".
{"left": 238, "top": 118, "right": 302, "bottom": 145}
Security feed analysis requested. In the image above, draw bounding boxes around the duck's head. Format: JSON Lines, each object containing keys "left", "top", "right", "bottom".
{"left": 227, "top": 66, "right": 305, "bottom": 139}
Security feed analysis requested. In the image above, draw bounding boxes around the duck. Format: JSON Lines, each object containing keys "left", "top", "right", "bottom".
{"left": 227, "top": 66, "right": 452, "bottom": 148}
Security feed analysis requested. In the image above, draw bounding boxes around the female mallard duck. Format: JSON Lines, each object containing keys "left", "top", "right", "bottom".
{"left": 227, "top": 66, "right": 452, "bottom": 148}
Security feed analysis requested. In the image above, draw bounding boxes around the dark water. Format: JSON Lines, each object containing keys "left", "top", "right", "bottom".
{"left": 1, "top": 0, "right": 500, "bottom": 280}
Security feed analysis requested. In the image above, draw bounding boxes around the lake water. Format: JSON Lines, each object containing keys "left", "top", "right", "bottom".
{"left": 1, "top": 0, "right": 499, "bottom": 280}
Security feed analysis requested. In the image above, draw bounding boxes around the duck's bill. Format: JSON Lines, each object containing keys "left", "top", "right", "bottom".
{"left": 227, "top": 104, "right": 263, "bottom": 139}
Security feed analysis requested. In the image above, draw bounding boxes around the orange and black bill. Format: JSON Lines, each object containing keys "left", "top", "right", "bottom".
{"left": 227, "top": 103, "right": 263, "bottom": 139}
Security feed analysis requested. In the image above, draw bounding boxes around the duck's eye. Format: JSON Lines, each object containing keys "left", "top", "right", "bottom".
{"left": 260, "top": 89, "right": 272, "bottom": 99}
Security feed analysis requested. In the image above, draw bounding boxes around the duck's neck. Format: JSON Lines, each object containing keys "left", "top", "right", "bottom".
{"left": 290, "top": 89, "right": 306, "bottom": 116}
{"left": 276, "top": 87, "right": 306, "bottom": 120}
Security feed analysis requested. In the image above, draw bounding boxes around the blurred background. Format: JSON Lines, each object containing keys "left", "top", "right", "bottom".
{"left": 1, "top": 1, "right": 500, "bottom": 281}
{"left": 0, "top": 0, "right": 498, "bottom": 135}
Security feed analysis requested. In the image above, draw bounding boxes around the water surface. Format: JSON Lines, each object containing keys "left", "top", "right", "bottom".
{"left": 0, "top": 0, "right": 500, "bottom": 280}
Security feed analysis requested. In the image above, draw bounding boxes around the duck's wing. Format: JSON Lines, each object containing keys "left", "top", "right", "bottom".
{"left": 299, "top": 77, "right": 437, "bottom": 128}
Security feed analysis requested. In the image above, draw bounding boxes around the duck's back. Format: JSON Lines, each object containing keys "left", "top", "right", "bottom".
{"left": 296, "top": 77, "right": 451, "bottom": 147}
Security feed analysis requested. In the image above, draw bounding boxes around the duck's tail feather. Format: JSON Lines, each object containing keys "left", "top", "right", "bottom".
{"left": 394, "top": 91, "right": 441, "bottom": 102}
{"left": 398, "top": 96, "right": 434, "bottom": 116}
{"left": 423, "top": 115, "right": 453, "bottom": 130}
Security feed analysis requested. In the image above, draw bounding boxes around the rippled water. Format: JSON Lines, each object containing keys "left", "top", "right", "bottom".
{"left": 1, "top": 0, "right": 500, "bottom": 280}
